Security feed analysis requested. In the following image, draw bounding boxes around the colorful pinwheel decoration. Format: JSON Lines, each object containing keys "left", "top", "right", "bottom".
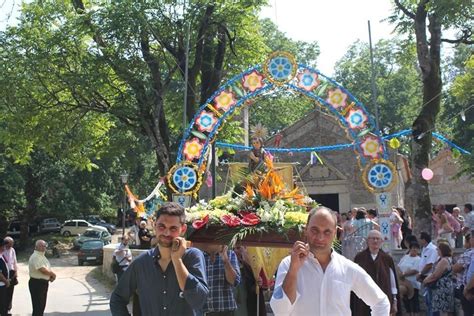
{"left": 268, "top": 56, "right": 293, "bottom": 80}
{"left": 297, "top": 69, "right": 320, "bottom": 91}
{"left": 242, "top": 70, "right": 265, "bottom": 92}
{"left": 326, "top": 88, "right": 348, "bottom": 109}
{"left": 362, "top": 159, "right": 397, "bottom": 193}
{"left": 263, "top": 52, "right": 297, "bottom": 84}
{"left": 214, "top": 90, "right": 236, "bottom": 112}
{"left": 360, "top": 135, "right": 382, "bottom": 159}
{"left": 172, "top": 165, "right": 199, "bottom": 192}
{"left": 195, "top": 111, "right": 217, "bottom": 133}
{"left": 183, "top": 138, "right": 204, "bottom": 161}
{"left": 346, "top": 109, "right": 368, "bottom": 129}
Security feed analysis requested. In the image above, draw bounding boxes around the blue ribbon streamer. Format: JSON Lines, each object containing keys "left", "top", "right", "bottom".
{"left": 215, "top": 129, "right": 470, "bottom": 155}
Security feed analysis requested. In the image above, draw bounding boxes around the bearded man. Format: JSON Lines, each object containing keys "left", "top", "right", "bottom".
{"left": 110, "top": 202, "right": 209, "bottom": 316}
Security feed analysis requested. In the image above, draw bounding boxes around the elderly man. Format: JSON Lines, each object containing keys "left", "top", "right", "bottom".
{"left": 3, "top": 237, "right": 18, "bottom": 315}
{"left": 28, "top": 240, "right": 56, "bottom": 316}
{"left": 351, "top": 230, "right": 400, "bottom": 315}
{"left": 0, "top": 239, "right": 10, "bottom": 316}
{"left": 270, "top": 206, "right": 390, "bottom": 315}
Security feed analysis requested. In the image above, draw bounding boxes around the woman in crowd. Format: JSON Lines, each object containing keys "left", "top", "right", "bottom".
{"left": 352, "top": 209, "right": 379, "bottom": 239}
{"left": 398, "top": 207, "right": 413, "bottom": 249}
{"left": 390, "top": 207, "right": 404, "bottom": 249}
{"left": 398, "top": 242, "right": 421, "bottom": 316}
{"left": 423, "top": 242, "right": 455, "bottom": 316}
{"left": 437, "top": 212, "right": 455, "bottom": 248}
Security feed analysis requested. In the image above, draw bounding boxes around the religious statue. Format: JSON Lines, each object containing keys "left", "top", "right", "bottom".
{"left": 248, "top": 137, "right": 269, "bottom": 173}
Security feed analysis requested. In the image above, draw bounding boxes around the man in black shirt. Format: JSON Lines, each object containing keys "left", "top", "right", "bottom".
{"left": 138, "top": 221, "right": 151, "bottom": 249}
{"left": 110, "top": 202, "right": 209, "bottom": 315}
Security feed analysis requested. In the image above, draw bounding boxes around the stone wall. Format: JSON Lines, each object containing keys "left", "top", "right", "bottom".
{"left": 429, "top": 149, "right": 474, "bottom": 206}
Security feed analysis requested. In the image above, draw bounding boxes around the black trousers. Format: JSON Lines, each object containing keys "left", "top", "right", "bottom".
{"left": 29, "top": 278, "right": 49, "bottom": 316}
{"left": 0, "top": 286, "right": 8, "bottom": 316}
{"left": 7, "top": 270, "right": 16, "bottom": 311}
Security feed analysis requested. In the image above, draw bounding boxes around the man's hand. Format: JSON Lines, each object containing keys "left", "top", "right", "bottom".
{"left": 49, "top": 271, "right": 56, "bottom": 282}
{"left": 220, "top": 245, "right": 229, "bottom": 263}
{"left": 171, "top": 237, "right": 187, "bottom": 261}
{"left": 289, "top": 241, "right": 309, "bottom": 272}
{"left": 391, "top": 299, "right": 398, "bottom": 315}
{"left": 5, "top": 279, "right": 10, "bottom": 288}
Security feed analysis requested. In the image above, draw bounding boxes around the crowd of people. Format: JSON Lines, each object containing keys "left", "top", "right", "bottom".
{"left": 108, "top": 202, "right": 474, "bottom": 315}
{"left": 0, "top": 237, "right": 56, "bottom": 316}
{"left": 1, "top": 202, "right": 473, "bottom": 315}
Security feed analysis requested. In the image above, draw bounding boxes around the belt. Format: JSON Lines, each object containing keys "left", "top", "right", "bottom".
{"left": 30, "top": 277, "right": 49, "bottom": 283}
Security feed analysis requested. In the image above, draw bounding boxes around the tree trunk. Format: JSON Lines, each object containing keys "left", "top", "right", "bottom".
{"left": 21, "top": 166, "right": 42, "bottom": 249}
{"left": 406, "top": 10, "right": 442, "bottom": 237}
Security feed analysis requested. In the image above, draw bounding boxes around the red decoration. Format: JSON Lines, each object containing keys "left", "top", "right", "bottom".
{"left": 241, "top": 213, "right": 260, "bottom": 226}
{"left": 274, "top": 133, "right": 283, "bottom": 147}
{"left": 221, "top": 214, "right": 241, "bottom": 227}
{"left": 192, "top": 214, "right": 209, "bottom": 230}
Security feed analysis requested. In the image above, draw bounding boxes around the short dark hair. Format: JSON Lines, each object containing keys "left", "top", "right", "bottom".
{"left": 155, "top": 202, "right": 186, "bottom": 224}
{"left": 409, "top": 242, "right": 420, "bottom": 249}
{"left": 465, "top": 203, "right": 473, "bottom": 212}
{"left": 367, "top": 209, "right": 377, "bottom": 217}
{"left": 307, "top": 206, "right": 337, "bottom": 227}
{"left": 405, "top": 234, "right": 418, "bottom": 244}
{"left": 437, "top": 242, "right": 452, "bottom": 257}
{"left": 420, "top": 232, "right": 431, "bottom": 243}
{"left": 355, "top": 209, "right": 367, "bottom": 220}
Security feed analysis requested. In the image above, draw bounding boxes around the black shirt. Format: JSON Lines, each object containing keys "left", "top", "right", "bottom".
{"left": 110, "top": 247, "right": 209, "bottom": 316}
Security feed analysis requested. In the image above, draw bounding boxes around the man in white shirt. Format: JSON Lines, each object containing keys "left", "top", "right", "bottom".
{"left": 113, "top": 236, "right": 132, "bottom": 281}
{"left": 270, "top": 206, "right": 390, "bottom": 316}
{"left": 463, "top": 203, "right": 474, "bottom": 235}
{"left": 3, "top": 236, "right": 18, "bottom": 315}
{"left": 417, "top": 232, "right": 438, "bottom": 316}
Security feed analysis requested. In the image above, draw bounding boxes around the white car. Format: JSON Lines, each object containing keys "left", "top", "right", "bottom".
{"left": 60, "top": 220, "right": 107, "bottom": 236}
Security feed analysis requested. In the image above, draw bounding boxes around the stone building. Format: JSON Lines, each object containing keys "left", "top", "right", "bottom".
{"left": 428, "top": 149, "right": 474, "bottom": 209}
{"left": 204, "top": 108, "right": 406, "bottom": 213}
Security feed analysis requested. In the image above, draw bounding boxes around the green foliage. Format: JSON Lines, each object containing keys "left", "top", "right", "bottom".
{"left": 450, "top": 52, "right": 474, "bottom": 178}
{"left": 334, "top": 39, "right": 422, "bottom": 149}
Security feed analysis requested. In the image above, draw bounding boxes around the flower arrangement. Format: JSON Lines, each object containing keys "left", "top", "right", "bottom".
{"left": 186, "top": 159, "right": 318, "bottom": 246}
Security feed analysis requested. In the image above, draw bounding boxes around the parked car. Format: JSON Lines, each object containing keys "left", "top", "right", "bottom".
{"left": 73, "top": 228, "right": 111, "bottom": 249}
{"left": 60, "top": 220, "right": 107, "bottom": 237}
{"left": 7, "top": 220, "right": 39, "bottom": 237}
{"left": 39, "top": 218, "right": 61, "bottom": 233}
{"left": 86, "top": 217, "right": 116, "bottom": 234}
{"left": 77, "top": 240, "right": 104, "bottom": 266}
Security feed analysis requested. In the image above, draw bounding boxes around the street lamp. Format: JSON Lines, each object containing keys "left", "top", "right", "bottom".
{"left": 120, "top": 172, "right": 129, "bottom": 236}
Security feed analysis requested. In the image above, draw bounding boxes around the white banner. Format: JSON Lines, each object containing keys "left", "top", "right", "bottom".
{"left": 375, "top": 192, "right": 391, "bottom": 214}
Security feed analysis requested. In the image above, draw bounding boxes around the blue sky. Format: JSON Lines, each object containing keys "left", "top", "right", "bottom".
{"left": 260, "top": 0, "right": 396, "bottom": 75}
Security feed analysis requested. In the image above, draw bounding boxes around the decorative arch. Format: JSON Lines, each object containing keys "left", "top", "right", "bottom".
{"left": 167, "top": 52, "right": 397, "bottom": 196}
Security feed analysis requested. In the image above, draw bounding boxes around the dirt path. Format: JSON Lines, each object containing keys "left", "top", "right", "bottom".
{"left": 10, "top": 252, "right": 113, "bottom": 316}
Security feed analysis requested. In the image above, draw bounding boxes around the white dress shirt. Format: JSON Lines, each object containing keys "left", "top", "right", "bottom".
{"left": 270, "top": 251, "right": 390, "bottom": 316}
{"left": 419, "top": 242, "right": 438, "bottom": 273}
{"left": 114, "top": 243, "right": 132, "bottom": 268}
{"left": 3, "top": 247, "right": 18, "bottom": 271}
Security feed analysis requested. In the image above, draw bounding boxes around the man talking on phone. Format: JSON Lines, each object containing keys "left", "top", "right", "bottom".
{"left": 270, "top": 206, "right": 390, "bottom": 315}
{"left": 110, "top": 202, "right": 209, "bottom": 315}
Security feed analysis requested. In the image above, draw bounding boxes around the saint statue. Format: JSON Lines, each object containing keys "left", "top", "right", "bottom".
{"left": 248, "top": 137, "right": 268, "bottom": 173}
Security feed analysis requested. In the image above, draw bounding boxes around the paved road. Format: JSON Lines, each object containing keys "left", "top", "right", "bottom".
{"left": 10, "top": 253, "right": 113, "bottom": 316}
